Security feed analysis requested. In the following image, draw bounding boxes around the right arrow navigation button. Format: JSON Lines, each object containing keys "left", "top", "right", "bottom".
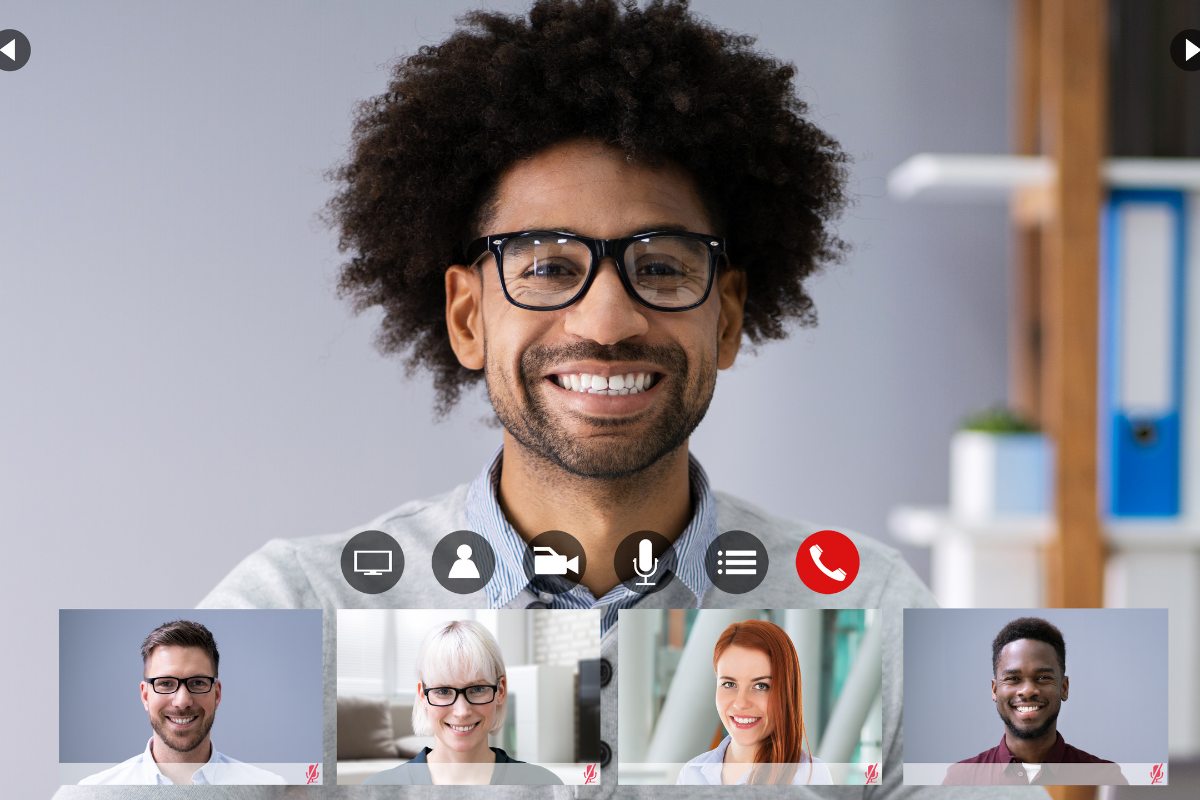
{"left": 1171, "top": 29, "right": 1200, "bottom": 71}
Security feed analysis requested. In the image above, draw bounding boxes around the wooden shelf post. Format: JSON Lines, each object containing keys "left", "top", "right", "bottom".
{"left": 1036, "top": 1, "right": 1107, "bottom": 796}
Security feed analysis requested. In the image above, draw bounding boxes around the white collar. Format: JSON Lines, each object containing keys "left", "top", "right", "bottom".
{"left": 142, "top": 736, "right": 220, "bottom": 785}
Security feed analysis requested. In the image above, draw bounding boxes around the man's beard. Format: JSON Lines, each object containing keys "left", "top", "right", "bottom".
{"left": 999, "top": 705, "right": 1059, "bottom": 741}
{"left": 150, "top": 708, "right": 215, "bottom": 756}
{"left": 486, "top": 339, "right": 716, "bottom": 480}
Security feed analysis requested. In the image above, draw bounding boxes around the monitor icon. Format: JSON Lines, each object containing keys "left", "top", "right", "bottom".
{"left": 353, "top": 550, "right": 392, "bottom": 577}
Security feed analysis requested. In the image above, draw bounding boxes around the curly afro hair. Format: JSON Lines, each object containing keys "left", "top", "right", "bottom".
{"left": 326, "top": 0, "right": 849, "bottom": 414}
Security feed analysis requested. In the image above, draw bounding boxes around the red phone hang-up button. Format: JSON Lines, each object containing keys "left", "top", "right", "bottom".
{"left": 796, "top": 530, "right": 860, "bottom": 594}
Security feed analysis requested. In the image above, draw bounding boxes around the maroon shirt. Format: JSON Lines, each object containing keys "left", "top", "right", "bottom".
{"left": 942, "top": 732, "right": 1128, "bottom": 785}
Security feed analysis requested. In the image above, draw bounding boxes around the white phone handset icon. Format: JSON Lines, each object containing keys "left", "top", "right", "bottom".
{"left": 810, "top": 545, "right": 846, "bottom": 581}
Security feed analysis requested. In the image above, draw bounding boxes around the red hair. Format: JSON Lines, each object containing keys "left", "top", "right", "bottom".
{"left": 712, "top": 619, "right": 811, "bottom": 785}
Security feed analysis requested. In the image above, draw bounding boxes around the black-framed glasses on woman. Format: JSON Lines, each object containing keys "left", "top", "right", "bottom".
{"left": 465, "top": 230, "right": 727, "bottom": 312}
{"left": 145, "top": 676, "right": 216, "bottom": 694}
{"left": 422, "top": 684, "right": 498, "bottom": 706}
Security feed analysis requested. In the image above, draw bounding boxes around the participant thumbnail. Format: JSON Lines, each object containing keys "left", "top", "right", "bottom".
{"left": 618, "top": 609, "right": 883, "bottom": 786}
{"left": 903, "top": 608, "right": 1168, "bottom": 786}
{"left": 336, "top": 608, "right": 601, "bottom": 785}
{"left": 59, "top": 609, "right": 323, "bottom": 785}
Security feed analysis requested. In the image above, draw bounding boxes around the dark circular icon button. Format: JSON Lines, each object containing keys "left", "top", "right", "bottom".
{"left": 432, "top": 530, "right": 496, "bottom": 595}
{"left": 599, "top": 658, "right": 613, "bottom": 687}
{"left": 340, "top": 530, "right": 404, "bottom": 594}
{"left": 598, "top": 741, "right": 611, "bottom": 769}
{"left": 613, "top": 530, "right": 677, "bottom": 594}
{"left": 521, "top": 530, "right": 586, "bottom": 595}
{"left": 1171, "top": 30, "right": 1200, "bottom": 71}
{"left": 0, "top": 30, "right": 31, "bottom": 72}
{"left": 704, "top": 530, "right": 768, "bottom": 594}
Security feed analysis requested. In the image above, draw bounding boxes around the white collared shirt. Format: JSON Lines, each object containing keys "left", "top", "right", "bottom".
{"left": 78, "top": 737, "right": 286, "bottom": 785}
{"left": 676, "top": 735, "right": 834, "bottom": 785}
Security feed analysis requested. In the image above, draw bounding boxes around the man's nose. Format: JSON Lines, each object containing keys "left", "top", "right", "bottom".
{"left": 170, "top": 686, "right": 194, "bottom": 707}
{"left": 562, "top": 258, "right": 649, "bottom": 344}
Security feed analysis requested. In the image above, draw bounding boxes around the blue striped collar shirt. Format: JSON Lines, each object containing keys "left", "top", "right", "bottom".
{"left": 465, "top": 446, "right": 719, "bottom": 634}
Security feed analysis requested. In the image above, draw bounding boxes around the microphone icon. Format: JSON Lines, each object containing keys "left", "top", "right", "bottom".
{"left": 633, "top": 538, "right": 658, "bottom": 587}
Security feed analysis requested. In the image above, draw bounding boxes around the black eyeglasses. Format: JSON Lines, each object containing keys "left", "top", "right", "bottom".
{"left": 145, "top": 676, "right": 216, "bottom": 695}
{"left": 422, "top": 684, "right": 498, "bottom": 706}
{"left": 466, "top": 230, "right": 726, "bottom": 312}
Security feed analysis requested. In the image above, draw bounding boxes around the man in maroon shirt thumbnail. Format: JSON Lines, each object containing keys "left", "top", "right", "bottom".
{"left": 943, "top": 617, "right": 1127, "bottom": 786}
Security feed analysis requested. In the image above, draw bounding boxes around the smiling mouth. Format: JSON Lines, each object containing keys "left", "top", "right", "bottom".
{"left": 550, "top": 371, "right": 661, "bottom": 395}
{"left": 1012, "top": 703, "right": 1046, "bottom": 717}
{"left": 166, "top": 715, "right": 198, "bottom": 727}
{"left": 446, "top": 722, "right": 479, "bottom": 734}
{"left": 729, "top": 715, "right": 762, "bottom": 729}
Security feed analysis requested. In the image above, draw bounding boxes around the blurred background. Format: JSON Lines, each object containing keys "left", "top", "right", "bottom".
{"left": 335, "top": 609, "right": 600, "bottom": 784}
{"left": 618, "top": 609, "right": 882, "bottom": 785}
{"left": 3, "top": 0, "right": 1195, "bottom": 797}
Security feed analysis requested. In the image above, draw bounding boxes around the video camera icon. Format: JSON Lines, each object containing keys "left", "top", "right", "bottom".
{"left": 522, "top": 530, "right": 586, "bottom": 595}
{"left": 533, "top": 546, "right": 579, "bottom": 576}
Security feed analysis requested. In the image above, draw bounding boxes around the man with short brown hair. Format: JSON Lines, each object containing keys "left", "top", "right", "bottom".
{"left": 78, "top": 620, "right": 284, "bottom": 786}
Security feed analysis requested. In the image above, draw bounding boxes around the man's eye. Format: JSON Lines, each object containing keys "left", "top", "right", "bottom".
{"left": 525, "top": 259, "right": 582, "bottom": 278}
{"left": 636, "top": 259, "right": 686, "bottom": 277}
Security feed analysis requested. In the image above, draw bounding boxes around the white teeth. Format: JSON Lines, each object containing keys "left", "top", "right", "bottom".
{"left": 168, "top": 716, "right": 196, "bottom": 724}
{"left": 732, "top": 715, "right": 759, "bottom": 724}
{"left": 448, "top": 723, "right": 477, "bottom": 732}
{"left": 553, "top": 371, "right": 657, "bottom": 394}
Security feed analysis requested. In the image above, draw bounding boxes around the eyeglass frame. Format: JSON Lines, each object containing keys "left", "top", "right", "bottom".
{"left": 143, "top": 675, "right": 217, "bottom": 695}
{"left": 465, "top": 230, "right": 726, "bottom": 312}
{"left": 421, "top": 683, "right": 500, "bottom": 706}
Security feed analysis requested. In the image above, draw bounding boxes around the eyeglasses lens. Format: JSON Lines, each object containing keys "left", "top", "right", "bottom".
{"left": 622, "top": 236, "right": 711, "bottom": 308}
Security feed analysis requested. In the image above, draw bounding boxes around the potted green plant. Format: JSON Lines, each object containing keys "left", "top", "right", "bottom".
{"left": 950, "top": 407, "right": 1053, "bottom": 522}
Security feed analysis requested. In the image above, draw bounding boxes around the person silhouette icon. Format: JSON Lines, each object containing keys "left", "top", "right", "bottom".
{"left": 447, "top": 544, "right": 480, "bottom": 579}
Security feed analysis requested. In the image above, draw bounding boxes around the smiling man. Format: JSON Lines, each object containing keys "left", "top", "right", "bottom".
{"left": 78, "top": 620, "right": 284, "bottom": 786}
{"left": 59, "top": 2, "right": 1041, "bottom": 799}
{"left": 944, "top": 617, "right": 1127, "bottom": 786}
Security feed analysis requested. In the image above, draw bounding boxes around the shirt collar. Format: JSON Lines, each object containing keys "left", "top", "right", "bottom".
{"left": 997, "top": 731, "right": 1066, "bottom": 764}
{"left": 465, "top": 445, "right": 719, "bottom": 633}
{"left": 698, "top": 736, "right": 732, "bottom": 784}
{"left": 143, "top": 737, "right": 221, "bottom": 785}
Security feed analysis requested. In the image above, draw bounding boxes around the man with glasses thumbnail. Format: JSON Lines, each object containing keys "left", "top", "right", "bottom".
{"left": 79, "top": 620, "right": 284, "bottom": 786}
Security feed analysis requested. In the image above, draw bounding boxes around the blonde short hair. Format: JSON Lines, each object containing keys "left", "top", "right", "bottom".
{"left": 412, "top": 620, "right": 507, "bottom": 736}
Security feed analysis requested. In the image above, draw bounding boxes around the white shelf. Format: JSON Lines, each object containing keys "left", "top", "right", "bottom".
{"left": 888, "top": 155, "right": 1200, "bottom": 201}
{"left": 889, "top": 505, "right": 1200, "bottom": 550}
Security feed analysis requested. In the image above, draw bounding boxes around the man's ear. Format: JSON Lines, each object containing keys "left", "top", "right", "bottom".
{"left": 716, "top": 268, "right": 747, "bottom": 370}
{"left": 990, "top": 678, "right": 998, "bottom": 702}
{"left": 1061, "top": 674, "right": 1068, "bottom": 701}
{"left": 446, "top": 264, "right": 485, "bottom": 370}
{"left": 212, "top": 679, "right": 221, "bottom": 712}
{"left": 141, "top": 681, "right": 150, "bottom": 712}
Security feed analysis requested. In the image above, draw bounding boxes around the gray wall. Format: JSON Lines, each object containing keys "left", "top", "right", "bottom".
{"left": 59, "top": 609, "right": 323, "bottom": 763}
{"left": 1, "top": 2, "right": 1012, "bottom": 796}
{"left": 903, "top": 609, "right": 1169, "bottom": 763}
